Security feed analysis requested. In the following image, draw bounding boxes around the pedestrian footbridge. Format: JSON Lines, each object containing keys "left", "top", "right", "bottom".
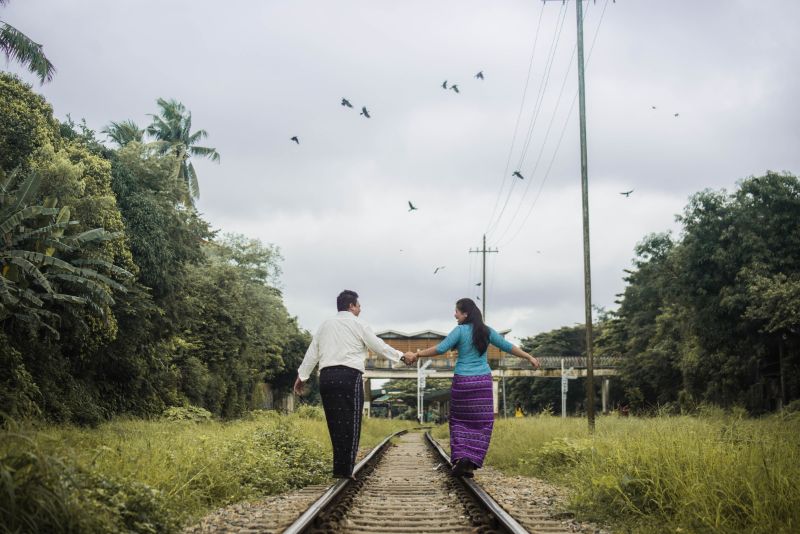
{"left": 364, "top": 330, "right": 621, "bottom": 417}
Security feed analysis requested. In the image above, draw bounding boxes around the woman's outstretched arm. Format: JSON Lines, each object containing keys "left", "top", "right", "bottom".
{"left": 509, "top": 345, "right": 540, "bottom": 368}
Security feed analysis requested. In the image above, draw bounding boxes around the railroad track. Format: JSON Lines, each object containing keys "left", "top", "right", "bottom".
{"left": 284, "top": 430, "right": 572, "bottom": 534}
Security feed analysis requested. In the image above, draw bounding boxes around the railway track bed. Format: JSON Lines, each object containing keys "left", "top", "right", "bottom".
{"left": 185, "top": 430, "right": 608, "bottom": 534}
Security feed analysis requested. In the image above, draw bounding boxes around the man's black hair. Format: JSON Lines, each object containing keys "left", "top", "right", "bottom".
{"left": 337, "top": 290, "right": 359, "bottom": 312}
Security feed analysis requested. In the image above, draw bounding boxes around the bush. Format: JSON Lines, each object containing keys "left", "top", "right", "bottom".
{"left": 223, "top": 421, "right": 328, "bottom": 494}
{"left": 0, "top": 432, "right": 176, "bottom": 534}
{"left": 524, "top": 437, "right": 593, "bottom": 473}
{"left": 161, "top": 406, "right": 213, "bottom": 423}
{"left": 293, "top": 404, "right": 324, "bottom": 420}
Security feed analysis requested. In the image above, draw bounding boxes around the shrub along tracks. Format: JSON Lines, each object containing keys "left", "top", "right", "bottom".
{"left": 186, "top": 430, "right": 583, "bottom": 533}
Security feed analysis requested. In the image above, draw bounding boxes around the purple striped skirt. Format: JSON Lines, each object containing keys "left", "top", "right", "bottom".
{"left": 449, "top": 373, "right": 494, "bottom": 468}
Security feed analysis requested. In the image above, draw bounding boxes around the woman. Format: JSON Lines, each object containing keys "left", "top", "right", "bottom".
{"left": 405, "top": 298, "right": 539, "bottom": 477}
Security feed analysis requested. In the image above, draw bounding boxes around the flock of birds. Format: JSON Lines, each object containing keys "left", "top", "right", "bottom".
{"left": 288, "top": 69, "right": 678, "bottom": 281}
{"left": 288, "top": 71, "right": 488, "bottom": 278}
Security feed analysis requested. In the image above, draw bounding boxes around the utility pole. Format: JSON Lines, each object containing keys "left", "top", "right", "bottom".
{"left": 576, "top": 0, "right": 596, "bottom": 433}
{"left": 469, "top": 234, "right": 498, "bottom": 320}
{"left": 543, "top": 0, "right": 596, "bottom": 431}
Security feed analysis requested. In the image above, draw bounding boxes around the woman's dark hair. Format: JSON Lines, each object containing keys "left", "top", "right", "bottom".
{"left": 456, "top": 298, "right": 489, "bottom": 355}
{"left": 337, "top": 290, "right": 359, "bottom": 311}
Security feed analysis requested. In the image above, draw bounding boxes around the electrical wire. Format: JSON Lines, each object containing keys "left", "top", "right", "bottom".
{"left": 498, "top": 0, "right": 611, "bottom": 249}
{"left": 485, "top": 1, "right": 567, "bottom": 238}
{"left": 484, "top": 1, "right": 548, "bottom": 237}
{"left": 492, "top": 3, "right": 587, "bottom": 246}
{"left": 486, "top": 3, "right": 569, "bottom": 239}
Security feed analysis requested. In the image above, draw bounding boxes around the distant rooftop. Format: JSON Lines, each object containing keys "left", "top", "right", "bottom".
{"left": 377, "top": 328, "right": 511, "bottom": 339}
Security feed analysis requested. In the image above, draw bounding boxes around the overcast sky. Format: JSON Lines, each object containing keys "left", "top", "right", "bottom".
{"left": 6, "top": 0, "right": 799, "bottom": 341}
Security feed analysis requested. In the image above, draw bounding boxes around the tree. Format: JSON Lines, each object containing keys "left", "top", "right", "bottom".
{"left": 506, "top": 325, "right": 595, "bottom": 415}
{"left": 595, "top": 233, "right": 686, "bottom": 410}
{"left": 0, "top": 0, "right": 55, "bottom": 83}
{"left": 146, "top": 98, "right": 220, "bottom": 203}
{"left": 102, "top": 120, "right": 145, "bottom": 147}
{"left": 599, "top": 172, "right": 800, "bottom": 413}
{"left": 0, "top": 73, "right": 58, "bottom": 172}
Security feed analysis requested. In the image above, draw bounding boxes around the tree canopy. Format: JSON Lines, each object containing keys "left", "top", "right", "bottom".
{"left": 0, "top": 73, "right": 305, "bottom": 425}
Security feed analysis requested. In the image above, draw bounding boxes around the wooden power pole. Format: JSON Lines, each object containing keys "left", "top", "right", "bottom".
{"left": 543, "top": 0, "right": 596, "bottom": 431}
{"left": 469, "top": 234, "right": 498, "bottom": 320}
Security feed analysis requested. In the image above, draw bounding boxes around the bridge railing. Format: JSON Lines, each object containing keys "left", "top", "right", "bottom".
{"left": 364, "top": 355, "right": 623, "bottom": 371}
{"left": 499, "top": 356, "right": 624, "bottom": 369}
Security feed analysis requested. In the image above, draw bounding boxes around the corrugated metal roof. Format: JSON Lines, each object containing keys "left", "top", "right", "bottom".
{"left": 377, "top": 328, "right": 511, "bottom": 339}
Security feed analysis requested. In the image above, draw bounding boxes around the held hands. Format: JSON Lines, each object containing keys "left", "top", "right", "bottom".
{"left": 402, "top": 351, "right": 418, "bottom": 366}
{"left": 528, "top": 355, "right": 541, "bottom": 369}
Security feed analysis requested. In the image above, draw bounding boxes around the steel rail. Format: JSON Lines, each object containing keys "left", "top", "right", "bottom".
{"left": 282, "top": 429, "right": 407, "bottom": 534}
{"left": 425, "top": 432, "right": 529, "bottom": 534}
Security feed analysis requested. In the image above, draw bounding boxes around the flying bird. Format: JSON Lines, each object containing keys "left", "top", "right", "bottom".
{"left": 442, "top": 80, "right": 448, "bottom": 89}
{"left": 475, "top": 71, "right": 484, "bottom": 80}
{"left": 408, "top": 201, "right": 418, "bottom": 212}
{"left": 290, "top": 136, "right": 299, "bottom": 144}
{"left": 620, "top": 190, "right": 634, "bottom": 197}
{"left": 651, "top": 105, "right": 657, "bottom": 110}
{"left": 360, "top": 106, "right": 371, "bottom": 118}
{"left": 475, "top": 282, "right": 482, "bottom": 286}
{"left": 433, "top": 266, "right": 446, "bottom": 274}
{"left": 341, "top": 98, "right": 353, "bottom": 108}
{"left": 513, "top": 171, "right": 524, "bottom": 180}
{"left": 673, "top": 113, "right": 680, "bottom": 117}
{"left": 450, "top": 84, "right": 460, "bottom": 94}
{"left": 476, "top": 296, "right": 481, "bottom": 301}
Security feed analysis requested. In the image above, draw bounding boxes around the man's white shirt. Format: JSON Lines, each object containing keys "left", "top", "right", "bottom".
{"left": 297, "top": 311, "right": 403, "bottom": 381}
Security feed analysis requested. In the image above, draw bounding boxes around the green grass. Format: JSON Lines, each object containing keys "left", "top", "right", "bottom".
{"left": 0, "top": 409, "right": 416, "bottom": 533}
{"left": 483, "top": 411, "right": 800, "bottom": 533}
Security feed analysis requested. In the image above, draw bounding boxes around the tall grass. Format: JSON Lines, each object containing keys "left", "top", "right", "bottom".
{"left": 0, "top": 409, "right": 415, "bottom": 533}
{"left": 485, "top": 411, "right": 800, "bottom": 533}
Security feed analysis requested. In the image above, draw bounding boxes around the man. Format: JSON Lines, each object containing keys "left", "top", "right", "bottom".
{"left": 294, "top": 290, "right": 411, "bottom": 479}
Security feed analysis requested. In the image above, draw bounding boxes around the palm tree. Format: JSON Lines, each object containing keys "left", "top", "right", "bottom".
{"left": 147, "top": 98, "right": 220, "bottom": 203}
{"left": 0, "top": 0, "right": 55, "bottom": 83}
{"left": 102, "top": 120, "right": 145, "bottom": 147}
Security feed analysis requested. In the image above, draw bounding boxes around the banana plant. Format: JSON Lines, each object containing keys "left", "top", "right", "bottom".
{"left": 0, "top": 168, "right": 132, "bottom": 337}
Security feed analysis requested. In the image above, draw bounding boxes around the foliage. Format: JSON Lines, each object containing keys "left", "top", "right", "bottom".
{"left": 0, "top": 2, "right": 55, "bottom": 83}
{"left": 174, "top": 235, "right": 294, "bottom": 417}
{"left": 161, "top": 406, "right": 213, "bottom": 423}
{"left": 487, "top": 414, "right": 800, "bottom": 534}
{"left": 506, "top": 324, "right": 602, "bottom": 415}
{"left": 0, "top": 431, "right": 177, "bottom": 534}
{"left": 0, "top": 414, "right": 414, "bottom": 531}
{"left": 598, "top": 172, "right": 800, "bottom": 413}
{"left": 102, "top": 120, "right": 144, "bottom": 147}
{"left": 293, "top": 404, "right": 325, "bottom": 420}
{"left": 145, "top": 98, "right": 220, "bottom": 203}
{"left": 0, "top": 69, "right": 307, "bottom": 426}
{"left": 0, "top": 73, "right": 58, "bottom": 171}
{"left": 0, "top": 164, "right": 132, "bottom": 336}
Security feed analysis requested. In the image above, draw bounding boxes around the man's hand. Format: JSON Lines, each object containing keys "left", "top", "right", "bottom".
{"left": 293, "top": 376, "right": 305, "bottom": 396}
{"left": 403, "top": 352, "right": 417, "bottom": 365}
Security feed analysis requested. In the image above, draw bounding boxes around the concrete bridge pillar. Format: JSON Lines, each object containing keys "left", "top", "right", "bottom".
{"left": 363, "top": 377, "right": 371, "bottom": 418}
{"left": 601, "top": 377, "right": 610, "bottom": 414}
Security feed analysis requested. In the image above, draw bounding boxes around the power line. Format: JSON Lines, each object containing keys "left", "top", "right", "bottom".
{"left": 492, "top": 1, "right": 594, "bottom": 245}
{"left": 484, "top": 2, "right": 547, "bottom": 236}
{"left": 485, "top": 2, "right": 568, "bottom": 238}
{"left": 497, "top": 0, "right": 610, "bottom": 248}
{"left": 494, "top": 15, "right": 583, "bottom": 245}
{"left": 486, "top": 3, "right": 569, "bottom": 239}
